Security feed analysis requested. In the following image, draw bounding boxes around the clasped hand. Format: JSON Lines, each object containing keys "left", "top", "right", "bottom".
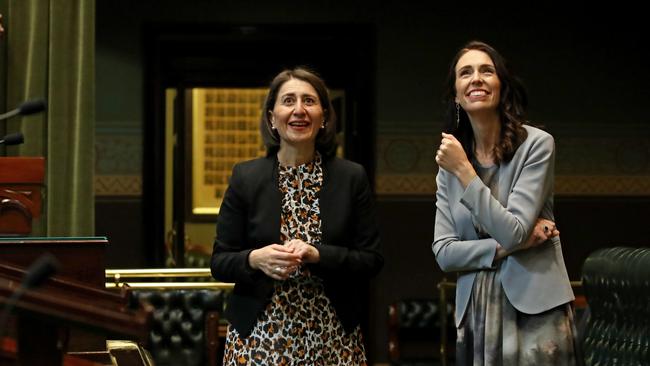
{"left": 521, "top": 218, "right": 559, "bottom": 250}
{"left": 495, "top": 218, "right": 560, "bottom": 260}
{"left": 248, "top": 239, "right": 320, "bottom": 280}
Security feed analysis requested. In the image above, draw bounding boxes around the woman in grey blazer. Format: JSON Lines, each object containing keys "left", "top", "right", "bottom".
{"left": 433, "top": 41, "right": 580, "bottom": 365}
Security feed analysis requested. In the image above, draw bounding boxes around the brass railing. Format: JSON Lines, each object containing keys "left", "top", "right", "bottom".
{"left": 105, "top": 268, "right": 234, "bottom": 290}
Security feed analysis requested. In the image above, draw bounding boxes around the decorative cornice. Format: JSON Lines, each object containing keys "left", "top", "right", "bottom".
{"left": 376, "top": 174, "right": 650, "bottom": 196}
{"left": 95, "top": 175, "right": 142, "bottom": 196}
{"left": 555, "top": 176, "right": 650, "bottom": 196}
{"left": 376, "top": 174, "right": 435, "bottom": 195}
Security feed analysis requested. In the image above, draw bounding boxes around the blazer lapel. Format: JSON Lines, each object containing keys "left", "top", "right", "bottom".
{"left": 254, "top": 155, "right": 282, "bottom": 243}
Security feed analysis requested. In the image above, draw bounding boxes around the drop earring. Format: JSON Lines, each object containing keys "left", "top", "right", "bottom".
{"left": 321, "top": 119, "right": 326, "bottom": 129}
{"left": 455, "top": 103, "right": 460, "bottom": 128}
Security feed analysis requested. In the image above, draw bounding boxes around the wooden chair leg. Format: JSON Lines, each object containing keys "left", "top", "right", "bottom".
{"left": 205, "top": 311, "right": 220, "bottom": 366}
{"left": 387, "top": 303, "right": 400, "bottom": 363}
{"left": 438, "top": 279, "right": 454, "bottom": 366}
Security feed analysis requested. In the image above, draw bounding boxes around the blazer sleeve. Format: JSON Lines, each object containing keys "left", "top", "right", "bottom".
{"left": 460, "top": 132, "right": 555, "bottom": 252}
{"left": 210, "top": 163, "right": 262, "bottom": 285}
{"left": 432, "top": 167, "right": 498, "bottom": 272}
{"left": 314, "top": 164, "right": 383, "bottom": 278}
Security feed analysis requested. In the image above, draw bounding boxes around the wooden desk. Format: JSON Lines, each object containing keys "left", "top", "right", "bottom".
{"left": 0, "top": 157, "right": 45, "bottom": 235}
{"left": 0, "top": 261, "right": 152, "bottom": 365}
{"left": 0, "top": 237, "right": 107, "bottom": 288}
{"left": 0, "top": 237, "right": 152, "bottom": 365}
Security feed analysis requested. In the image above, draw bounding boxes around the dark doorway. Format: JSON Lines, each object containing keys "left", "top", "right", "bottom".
{"left": 143, "top": 24, "right": 376, "bottom": 266}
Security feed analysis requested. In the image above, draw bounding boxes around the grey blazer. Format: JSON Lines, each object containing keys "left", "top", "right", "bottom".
{"left": 432, "top": 125, "right": 574, "bottom": 327}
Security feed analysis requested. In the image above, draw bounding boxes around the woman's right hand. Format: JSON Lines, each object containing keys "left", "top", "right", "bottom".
{"left": 435, "top": 133, "right": 477, "bottom": 188}
{"left": 248, "top": 244, "right": 302, "bottom": 280}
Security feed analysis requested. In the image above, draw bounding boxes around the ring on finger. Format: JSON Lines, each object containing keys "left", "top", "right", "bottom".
{"left": 274, "top": 267, "right": 282, "bottom": 273}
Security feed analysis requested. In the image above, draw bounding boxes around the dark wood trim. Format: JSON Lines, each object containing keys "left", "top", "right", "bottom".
{"left": 0, "top": 157, "right": 44, "bottom": 183}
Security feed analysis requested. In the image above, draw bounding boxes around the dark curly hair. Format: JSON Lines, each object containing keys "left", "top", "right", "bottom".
{"left": 442, "top": 40, "right": 528, "bottom": 164}
{"left": 260, "top": 67, "right": 338, "bottom": 158}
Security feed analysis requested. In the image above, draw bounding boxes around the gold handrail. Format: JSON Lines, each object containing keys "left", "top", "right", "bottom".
{"left": 105, "top": 282, "right": 234, "bottom": 290}
{"left": 105, "top": 268, "right": 234, "bottom": 290}
{"left": 106, "top": 268, "right": 213, "bottom": 278}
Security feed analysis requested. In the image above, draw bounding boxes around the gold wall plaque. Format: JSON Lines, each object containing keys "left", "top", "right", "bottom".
{"left": 191, "top": 88, "right": 268, "bottom": 216}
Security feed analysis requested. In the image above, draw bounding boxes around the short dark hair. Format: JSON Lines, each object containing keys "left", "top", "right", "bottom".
{"left": 443, "top": 40, "right": 528, "bottom": 164}
{"left": 260, "top": 67, "right": 338, "bottom": 158}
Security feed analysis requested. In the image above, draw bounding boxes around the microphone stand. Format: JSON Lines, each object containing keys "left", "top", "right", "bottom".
{"left": 0, "top": 99, "right": 45, "bottom": 153}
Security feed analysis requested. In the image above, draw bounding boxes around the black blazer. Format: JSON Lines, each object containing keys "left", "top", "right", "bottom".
{"left": 211, "top": 154, "right": 383, "bottom": 338}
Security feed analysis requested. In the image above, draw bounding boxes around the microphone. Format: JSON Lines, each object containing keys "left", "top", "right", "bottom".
{"left": 0, "top": 253, "right": 61, "bottom": 337}
{"left": 0, "top": 99, "right": 47, "bottom": 121}
{"left": 0, "top": 132, "right": 24, "bottom": 146}
{"left": 20, "top": 253, "right": 61, "bottom": 289}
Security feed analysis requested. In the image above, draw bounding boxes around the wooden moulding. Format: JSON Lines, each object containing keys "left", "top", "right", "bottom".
{"left": 0, "top": 157, "right": 45, "bottom": 235}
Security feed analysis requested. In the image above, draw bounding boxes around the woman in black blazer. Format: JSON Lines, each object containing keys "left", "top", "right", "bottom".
{"left": 211, "top": 67, "right": 383, "bottom": 365}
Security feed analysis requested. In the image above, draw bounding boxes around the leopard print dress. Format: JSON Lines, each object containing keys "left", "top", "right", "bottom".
{"left": 223, "top": 153, "right": 368, "bottom": 365}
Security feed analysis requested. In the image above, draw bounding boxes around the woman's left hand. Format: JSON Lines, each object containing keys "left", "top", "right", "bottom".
{"left": 285, "top": 239, "right": 320, "bottom": 264}
{"left": 436, "top": 133, "right": 476, "bottom": 187}
{"left": 521, "top": 218, "right": 560, "bottom": 250}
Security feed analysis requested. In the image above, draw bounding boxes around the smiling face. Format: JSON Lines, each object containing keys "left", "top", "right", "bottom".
{"left": 269, "top": 78, "right": 324, "bottom": 148}
{"left": 454, "top": 49, "right": 501, "bottom": 115}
